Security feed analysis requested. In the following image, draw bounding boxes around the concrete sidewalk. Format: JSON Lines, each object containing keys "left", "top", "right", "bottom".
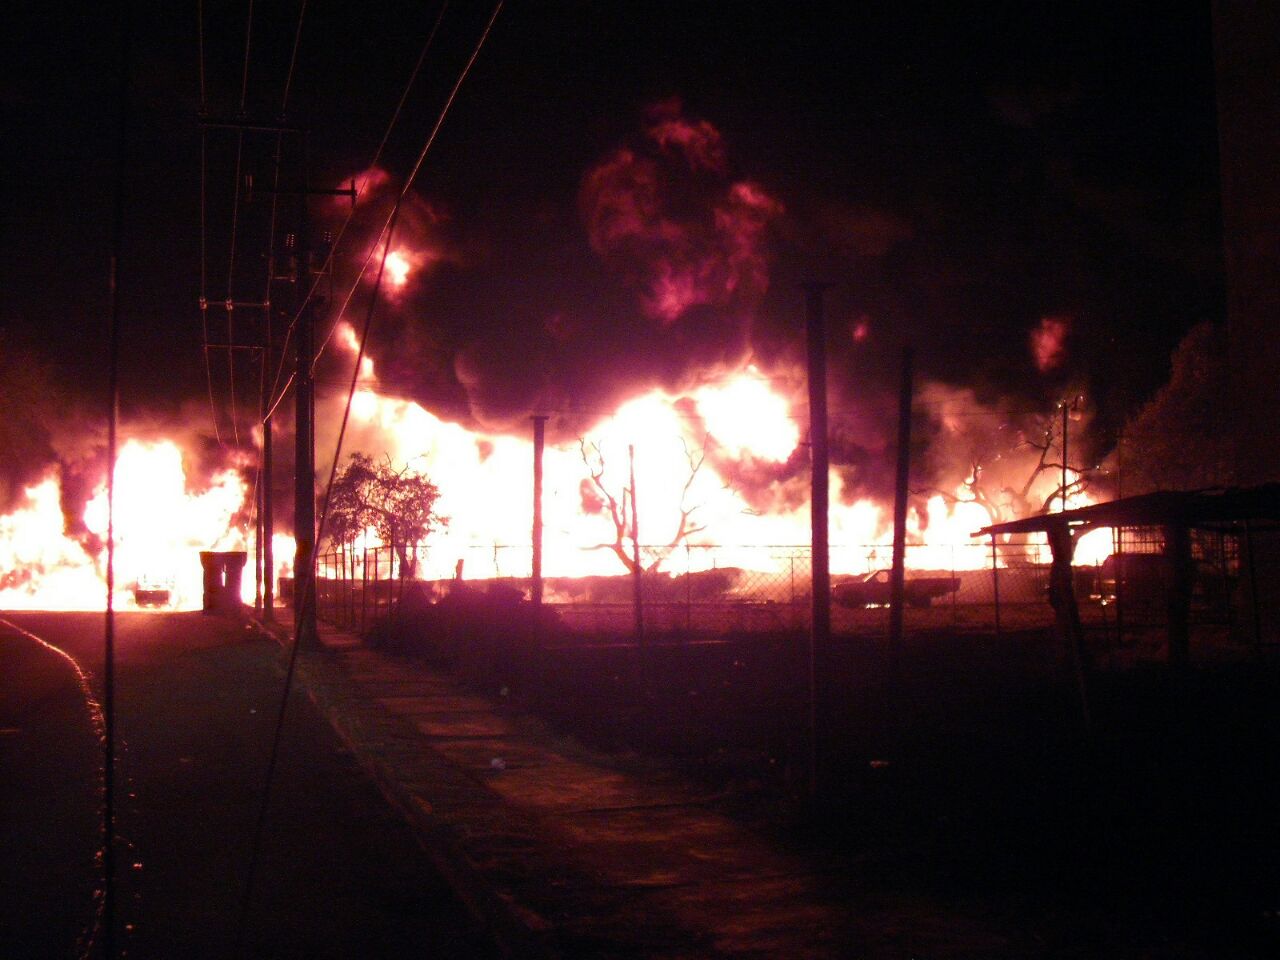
{"left": 257, "top": 617, "right": 1020, "bottom": 959}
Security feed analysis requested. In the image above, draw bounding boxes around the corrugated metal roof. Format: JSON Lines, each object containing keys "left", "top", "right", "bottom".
{"left": 974, "top": 484, "right": 1280, "bottom": 537}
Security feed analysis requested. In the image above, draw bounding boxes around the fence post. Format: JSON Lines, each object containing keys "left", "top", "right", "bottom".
{"left": 790, "top": 553, "right": 797, "bottom": 632}
{"left": 1245, "top": 520, "right": 1263, "bottom": 652}
{"left": 1113, "top": 526, "right": 1126, "bottom": 646}
{"left": 685, "top": 541, "right": 692, "bottom": 634}
{"left": 990, "top": 534, "right": 1001, "bottom": 642}
{"left": 951, "top": 544, "right": 958, "bottom": 626}
{"left": 360, "top": 546, "right": 369, "bottom": 633}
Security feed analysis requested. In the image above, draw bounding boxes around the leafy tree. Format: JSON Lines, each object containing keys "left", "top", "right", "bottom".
{"left": 325, "top": 453, "right": 444, "bottom": 577}
{"left": 1114, "top": 321, "right": 1233, "bottom": 494}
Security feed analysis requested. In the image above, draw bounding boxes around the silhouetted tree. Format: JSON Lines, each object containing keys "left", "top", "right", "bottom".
{"left": 1113, "top": 321, "right": 1233, "bottom": 494}
{"left": 326, "top": 453, "right": 444, "bottom": 577}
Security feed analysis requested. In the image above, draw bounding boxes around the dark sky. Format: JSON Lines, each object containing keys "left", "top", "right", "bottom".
{"left": 1, "top": 1, "right": 1223, "bottom": 458}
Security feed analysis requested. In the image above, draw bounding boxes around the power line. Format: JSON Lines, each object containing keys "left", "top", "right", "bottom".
{"left": 317, "top": 0, "right": 504, "bottom": 547}
{"left": 238, "top": 3, "right": 499, "bottom": 949}
{"left": 219, "top": 0, "right": 258, "bottom": 446}
{"left": 271, "top": 1, "right": 454, "bottom": 407}
{"left": 262, "top": 0, "right": 452, "bottom": 423}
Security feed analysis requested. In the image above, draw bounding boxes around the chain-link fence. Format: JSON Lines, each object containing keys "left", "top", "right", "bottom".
{"left": 315, "top": 545, "right": 410, "bottom": 632}
{"left": 309, "top": 539, "right": 1059, "bottom": 637}
{"left": 310, "top": 528, "right": 1278, "bottom": 645}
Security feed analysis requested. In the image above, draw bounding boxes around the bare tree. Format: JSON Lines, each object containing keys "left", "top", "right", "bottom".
{"left": 919, "top": 408, "right": 1092, "bottom": 525}
{"left": 579, "top": 437, "right": 708, "bottom": 574}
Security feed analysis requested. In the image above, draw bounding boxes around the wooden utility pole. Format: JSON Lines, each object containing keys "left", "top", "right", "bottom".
{"left": 531, "top": 415, "right": 547, "bottom": 614}
{"left": 293, "top": 225, "right": 317, "bottom": 644}
{"left": 804, "top": 283, "right": 831, "bottom": 799}
{"left": 888, "top": 346, "right": 914, "bottom": 683}
{"left": 261, "top": 315, "right": 275, "bottom": 621}
{"left": 199, "top": 117, "right": 352, "bottom": 632}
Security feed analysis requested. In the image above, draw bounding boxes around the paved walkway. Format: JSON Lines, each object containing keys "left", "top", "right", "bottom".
{"left": 258, "top": 618, "right": 1022, "bottom": 959}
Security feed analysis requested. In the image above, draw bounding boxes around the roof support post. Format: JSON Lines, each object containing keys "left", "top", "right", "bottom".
{"left": 1164, "top": 523, "right": 1193, "bottom": 679}
{"left": 1047, "top": 522, "right": 1091, "bottom": 730}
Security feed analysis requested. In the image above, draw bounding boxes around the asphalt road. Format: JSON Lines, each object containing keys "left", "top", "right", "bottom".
{"left": 0, "top": 611, "right": 500, "bottom": 960}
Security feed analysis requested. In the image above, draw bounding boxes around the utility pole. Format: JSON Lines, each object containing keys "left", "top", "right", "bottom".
{"left": 292, "top": 225, "right": 317, "bottom": 645}
{"left": 1062, "top": 398, "right": 1069, "bottom": 513}
{"left": 629, "top": 443, "right": 644, "bottom": 642}
{"left": 888, "top": 346, "right": 914, "bottom": 686}
{"left": 531, "top": 415, "right": 547, "bottom": 616}
{"left": 261, "top": 308, "right": 275, "bottom": 622}
{"left": 804, "top": 282, "right": 831, "bottom": 801}
{"left": 243, "top": 144, "right": 353, "bottom": 645}
{"left": 200, "top": 116, "right": 353, "bottom": 633}
{"left": 1060, "top": 394, "right": 1082, "bottom": 512}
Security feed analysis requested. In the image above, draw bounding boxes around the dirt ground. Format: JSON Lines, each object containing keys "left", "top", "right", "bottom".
{"left": 374, "top": 594, "right": 1280, "bottom": 958}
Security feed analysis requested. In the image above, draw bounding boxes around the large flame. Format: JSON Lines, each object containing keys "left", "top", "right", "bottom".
{"left": 0, "top": 439, "right": 285, "bottom": 611}
{"left": 1, "top": 344, "right": 1111, "bottom": 612}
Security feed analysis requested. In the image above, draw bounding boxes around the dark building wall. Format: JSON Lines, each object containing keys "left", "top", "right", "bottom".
{"left": 1214, "top": 1, "right": 1280, "bottom": 484}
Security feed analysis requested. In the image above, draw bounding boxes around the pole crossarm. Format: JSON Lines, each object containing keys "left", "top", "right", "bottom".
{"left": 201, "top": 298, "right": 271, "bottom": 310}
{"left": 199, "top": 115, "right": 305, "bottom": 134}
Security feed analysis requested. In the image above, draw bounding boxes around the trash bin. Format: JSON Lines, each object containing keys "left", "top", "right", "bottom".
{"left": 199, "top": 551, "right": 247, "bottom": 614}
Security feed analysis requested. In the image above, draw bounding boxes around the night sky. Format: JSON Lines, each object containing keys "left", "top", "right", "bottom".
{"left": 1, "top": 2, "right": 1223, "bottom": 471}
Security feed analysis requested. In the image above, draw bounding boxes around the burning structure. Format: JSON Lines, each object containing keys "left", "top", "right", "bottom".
{"left": 0, "top": 105, "right": 1120, "bottom": 615}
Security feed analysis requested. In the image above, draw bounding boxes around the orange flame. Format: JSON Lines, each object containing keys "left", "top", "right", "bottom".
{"left": 1, "top": 365, "right": 1113, "bottom": 612}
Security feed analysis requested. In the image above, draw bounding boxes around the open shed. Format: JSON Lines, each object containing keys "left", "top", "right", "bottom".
{"left": 976, "top": 485, "right": 1280, "bottom": 673}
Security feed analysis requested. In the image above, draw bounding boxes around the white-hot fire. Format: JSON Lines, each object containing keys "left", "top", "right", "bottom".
{"left": 384, "top": 249, "right": 412, "bottom": 288}
{"left": 0, "top": 439, "right": 288, "bottom": 611}
{"left": 0, "top": 342, "right": 1110, "bottom": 612}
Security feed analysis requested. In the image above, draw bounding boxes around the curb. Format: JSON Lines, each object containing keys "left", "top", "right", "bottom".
{"left": 246, "top": 616, "right": 556, "bottom": 960}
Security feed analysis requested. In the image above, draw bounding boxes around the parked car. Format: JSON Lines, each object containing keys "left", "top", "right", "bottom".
{"left": 832, "top": 569, "right": 961, "bottom": 608}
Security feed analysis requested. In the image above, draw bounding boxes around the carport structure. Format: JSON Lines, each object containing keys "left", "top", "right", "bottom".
{"left": 976, "top": 485, "right": 1280, "bottom": 722}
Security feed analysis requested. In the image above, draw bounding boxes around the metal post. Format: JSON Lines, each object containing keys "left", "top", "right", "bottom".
{"left": 629, "top": 443, "right": 644, "bottom": 644}
{"left": 361, "top": 546, "right": 369, "bottom": 634}
{"left": 1061, "top": 399, "right": 1069, "bottom": 513}
{"left": 1165, "top": 523, "right": 1192, "bottom": 675}
{"left": 990, "top": 534, "right": 1002, "bottom": 641}
{"left": 685, "top": 541, "right": 692, "bottom": 633}
{"left": 790, "top": 553, "right": 797, "bottom": 631}
{"left": 1245, "top": 520, "right": 1262, "bottom": 651}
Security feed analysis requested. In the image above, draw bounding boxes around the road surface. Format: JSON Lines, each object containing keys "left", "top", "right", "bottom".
{"left": 0, "top": 611, "right": 499, "bottom": 960}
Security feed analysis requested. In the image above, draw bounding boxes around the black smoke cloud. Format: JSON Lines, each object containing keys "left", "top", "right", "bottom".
{"left": 333, "top": 103, "right": 787, "bottom": 442}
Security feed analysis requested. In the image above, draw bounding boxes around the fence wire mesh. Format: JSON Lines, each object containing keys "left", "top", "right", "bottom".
{"left": 309, "top": 525, "right": 1279, "bottom": 650}
{"left": 312, "top": 540, "right": 1043, "bottom": 637}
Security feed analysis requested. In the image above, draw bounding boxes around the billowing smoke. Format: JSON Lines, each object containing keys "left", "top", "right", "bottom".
{"left": 580, "top": 99, "right": 784, "bottom": 325}
{"left": 1029, "top": 315, "right": 1071, "bottom": 373}
{"left": 324, "top": 101, "right": 787, "bottom": 440}
{"left": 310, "top": 102, "right": 1098, "bottom": 524}
{"left": 0, "top": 368, "right": 257, "bottom": 558}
